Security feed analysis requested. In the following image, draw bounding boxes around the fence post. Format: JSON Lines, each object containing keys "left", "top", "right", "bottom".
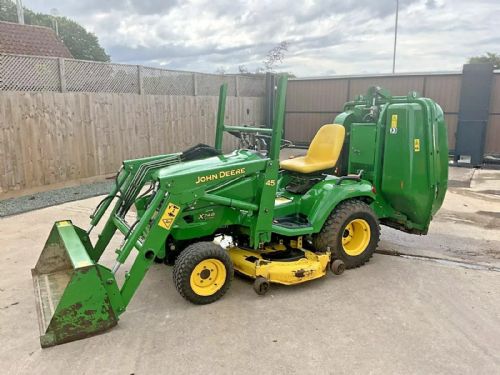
{"left": 346, "top": 78, "right": 351, "bottom": 102}
{"left": 235, "top": 76, "right": 240, "bottom": 97}
{"left": 58, "top": 58, "right": 66, "bottom": 92}
{"left": 137, "top": 65, "right": 143, "bottom": 94}
{"left": 193, "top": 72, "right": 198, "bottom": 96}
{"left": 265, "top": 72, "right": 276, "bottom": 128}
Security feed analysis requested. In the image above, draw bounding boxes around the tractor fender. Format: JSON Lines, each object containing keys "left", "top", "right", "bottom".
{"left": 302, "top": 180, "right": 376, "bottom": 233}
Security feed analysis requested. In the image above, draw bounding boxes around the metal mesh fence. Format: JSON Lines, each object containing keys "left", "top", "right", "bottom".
{"left": 0, "top": 54, "right": 60, "bottom": 91}
{"left": 0, "top": 53, "right": 266, "bottom": 96}
{"left": 65, "top": 60, "right": 139, "bottom": 93}
{"left": 142, "top": 67, "right": 194, "bottom": 95}
{"left": 196, "top": 74, "right": 237, "bottom": 96}
{"left": 238, "top": 75, "right": 267, "bottom": 97}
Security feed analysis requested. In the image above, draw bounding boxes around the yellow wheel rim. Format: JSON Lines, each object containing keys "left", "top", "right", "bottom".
{"left": 190, "top": 259, "right": 226, "bottom": 296}
{"left": 342, "top": 219, "right": 371, "bottom": 256}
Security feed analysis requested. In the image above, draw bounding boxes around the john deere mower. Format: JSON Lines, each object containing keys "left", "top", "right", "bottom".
{"left": 32, "top": 75, "right": 448, "bottom": 347}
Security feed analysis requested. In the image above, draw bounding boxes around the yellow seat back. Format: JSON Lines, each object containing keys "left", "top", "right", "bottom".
{"left": 280, "top": 124, "right": 345, "bottom": 174}
{"left": 306, "top": 124, "right": 345, "bottom": 164}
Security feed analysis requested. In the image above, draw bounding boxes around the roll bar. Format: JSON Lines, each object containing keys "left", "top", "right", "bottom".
{"left": 214, "top": 74, "right": 288, "bottom": 161}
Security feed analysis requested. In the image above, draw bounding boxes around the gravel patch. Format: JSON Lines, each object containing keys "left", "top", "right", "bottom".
{"left": 0, "top": 180, "right": 115, "bottom": 217}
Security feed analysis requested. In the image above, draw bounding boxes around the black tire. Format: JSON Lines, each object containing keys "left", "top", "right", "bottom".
{"left": 253, "top": 277, "right": 270, "bottom": 295}
{"left": 165, "top": 237, "right": 213, "bottom": 266}
{"left": 173, "top": 242, "right": 233, "bottom": 305}
{"left": 330, "top": 259, "right": 346, "bottom": 275}
{"left": 313, "top": 200, "right": 380, "bottom": 269}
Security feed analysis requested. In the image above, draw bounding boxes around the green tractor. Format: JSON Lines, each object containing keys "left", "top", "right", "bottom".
{"left": 32, "top": 75, "right": 448, "bottom": 347}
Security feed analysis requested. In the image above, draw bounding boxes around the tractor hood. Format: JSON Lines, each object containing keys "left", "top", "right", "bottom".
{"left": 153, "top": 149, "right": 267, "bottom": 190}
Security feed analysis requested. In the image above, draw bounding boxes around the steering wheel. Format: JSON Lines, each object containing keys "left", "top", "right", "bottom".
{"left": 254, "top": 133, "right": 294, "bottom": 149}
{"left": 229, "top": 130, "right": 294, "bottom": 151}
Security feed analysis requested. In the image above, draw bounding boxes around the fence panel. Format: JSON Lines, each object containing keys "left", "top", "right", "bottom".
{"left": 423, "top": 75, "right": 461, "bottom": 112}
{"left": 142, "top": 67, "right": 194, "bottom": 95}
{"left": 489, "top": 74, "right": 500, "bottom": 113}
{"left": 286, "top": 79, "right": 349, "bottom": 112}
{"left": 237, "top": 75, "right": 267, "bottom": 97}
{"left": 64, "top": 60, "right": 139, "bottom": 93}
{"left": 0, "top": 54, "right": 267, "bottom": 194}
{"left": 0, "top": 92, "right": 265, "bottom": 193}
{"left": 348, "top": 76, "right": 425, "bottom": 99}
{"left": 196, "top": 74, "right": 237, "bottom": 96}
{"left": 0, "top": 53, "right": 266, "bottom": 97}
{"left": 0, "top": 54, "right": 60, "bottom": 91}
{"left": 284, "top": 73, "right": 500, "bottom": 157}
{"left": 485, "top": 75, "right": 500, "bottom": 154}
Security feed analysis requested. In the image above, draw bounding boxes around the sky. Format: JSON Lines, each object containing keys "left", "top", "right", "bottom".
{"left": 24, "top": 0, "right": 500, "bottom": 77}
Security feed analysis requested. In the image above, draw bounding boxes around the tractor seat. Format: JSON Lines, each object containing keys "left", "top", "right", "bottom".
{"left": 280, "top": 124, "right": 345, "bottom": 174}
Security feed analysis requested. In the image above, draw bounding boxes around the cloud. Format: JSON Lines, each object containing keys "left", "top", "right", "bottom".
{"left": 25, "top": 0, "right": 499, "bottom": 76}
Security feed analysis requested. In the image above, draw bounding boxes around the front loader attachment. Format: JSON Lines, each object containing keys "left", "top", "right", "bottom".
{"left": 31, "top": 221, "right": 122, "bottom": 347}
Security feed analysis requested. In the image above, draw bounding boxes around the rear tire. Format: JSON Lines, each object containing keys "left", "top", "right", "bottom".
{"left": 173, "top": 242, "right": 233, "bottom": 305}
{"left": 313, "top": 200, "right": 380, "bottom": 269}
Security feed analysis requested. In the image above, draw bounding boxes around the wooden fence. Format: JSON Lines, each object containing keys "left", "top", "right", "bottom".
{"left": 4, "top": 70, "right": 499, "bottom": 195}
{"left": 0, "top": 92, "right": 264, "bottom": 194}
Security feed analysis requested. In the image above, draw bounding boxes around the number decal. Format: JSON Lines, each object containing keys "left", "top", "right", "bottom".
{"left": 265, "top": 179, "right": 276, "bottom": 186}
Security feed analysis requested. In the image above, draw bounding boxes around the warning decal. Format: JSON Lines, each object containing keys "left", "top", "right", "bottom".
{"left": 390, "top": 114, "right": 398, "bottom": 134}
{"left": 158, "top": 203, "right": 181, "bottom": 230}
{"left": 414, "top": 138, "right": 420, "bottom": 152}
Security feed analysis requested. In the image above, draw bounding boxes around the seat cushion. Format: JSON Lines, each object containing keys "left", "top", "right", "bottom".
{"left": 280, "top": 124, "right": 345, "bottom": 174}
{"left": 280, "top": 156, "right": 337, "bottom": 173}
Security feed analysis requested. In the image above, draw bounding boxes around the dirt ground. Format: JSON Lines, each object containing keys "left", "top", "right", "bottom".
{"left": 0, "top": 166, "right": 499, "bottom": 374}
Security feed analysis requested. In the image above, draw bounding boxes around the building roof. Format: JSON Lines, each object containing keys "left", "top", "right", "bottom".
{"left": 0, "top": 21, "right": 72, "bottom": 58}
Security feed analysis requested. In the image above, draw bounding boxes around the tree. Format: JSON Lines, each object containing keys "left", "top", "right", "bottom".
{"left": 263, "top": 41, "right": 289, "bottom": 72}
{"left": 0, "top": 0, "right": 18, "bottom": 22}
{"left": 468, "top": 52, "right": 500, "bottom": 69}
{"left": 236, "top": 41, "right": 293, "bottom": 75}
{"left": 238, "top": 65, "right": 249, "bottom": 74}
{"left": 0, "top": 0, "right": 110, "bottom": 61}
{"left": 215, "top": 66, "right": 227, "bottom": 75}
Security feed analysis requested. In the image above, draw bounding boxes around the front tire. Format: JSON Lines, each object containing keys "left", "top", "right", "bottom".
{"left": 173, "top": 242, "right": 233, "bottom": 305}
{"left": 313, "top": 200, "right": 380, "bottom": 269}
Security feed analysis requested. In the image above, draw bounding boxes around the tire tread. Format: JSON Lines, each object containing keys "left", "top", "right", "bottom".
{"left": 313, "top": 200, "right": 380, "bottom": 269}
{"left": 173, "top": 241, "right": 233, "bottom": 305}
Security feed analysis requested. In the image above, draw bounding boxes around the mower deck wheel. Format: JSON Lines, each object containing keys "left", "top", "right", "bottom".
{"left": 253, "top": 277, "right": 270, "bottom": 295}
{"left": 330, "top": 259, "right": 346, "bottom": 275}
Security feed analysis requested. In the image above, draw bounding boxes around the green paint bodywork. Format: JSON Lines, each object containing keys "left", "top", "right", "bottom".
{"left": 335, "top": 88, "right": 448, "bottom": 232}
{"left": 32, "top": 77, "right": 448, "bottom": 347}
{"left": 32, "top": 221, "right": 123, "bottom": 347}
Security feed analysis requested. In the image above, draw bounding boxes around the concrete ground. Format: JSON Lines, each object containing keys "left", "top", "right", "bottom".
{"left": 1, "top": 167, "right": 499, "bottom": 374}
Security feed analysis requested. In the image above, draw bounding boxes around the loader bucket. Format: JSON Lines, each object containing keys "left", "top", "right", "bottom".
{"left": 31, "top": 221, "right": 121, "bottom": 347}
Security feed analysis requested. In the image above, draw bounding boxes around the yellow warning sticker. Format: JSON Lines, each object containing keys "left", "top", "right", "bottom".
{"left": 414, "top": 138, "right": 420, "bottom": 152}
{"left": 391, "top": 114, "right": 398, "bottom": 128}
{"left": 57, "top": 221, "right": 72, "bottom": 227}
{"left": 390, "top": 114, "right": 398, "bottom": 134}
{"left": 158, "top": 203, "right": 181, "bottom": 230}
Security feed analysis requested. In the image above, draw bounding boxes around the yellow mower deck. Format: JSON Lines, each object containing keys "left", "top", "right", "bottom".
{"left": 228, "top": 246, "right": 331, "bottom": 286}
